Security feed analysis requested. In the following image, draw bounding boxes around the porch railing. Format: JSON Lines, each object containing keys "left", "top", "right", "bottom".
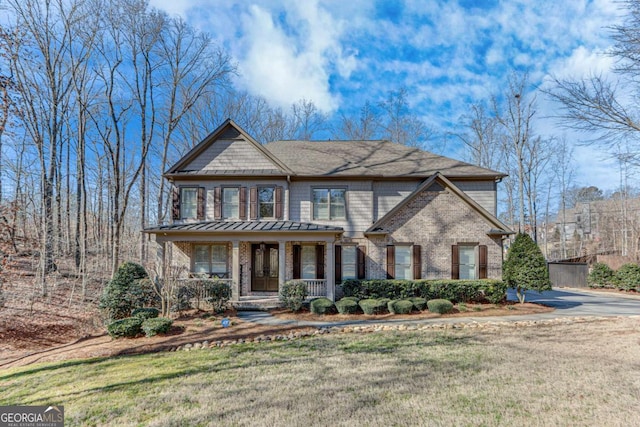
{"left": 303, "top": 279, "right": 327, "bottom": 297}
{"left": 175, "top": 278, "right": 233, "bottom": 310}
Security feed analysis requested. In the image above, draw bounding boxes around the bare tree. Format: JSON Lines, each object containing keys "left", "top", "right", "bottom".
{"left": 457, "top": 104, "right": 504, "bottom": 171}
{"left": 333, "top": 101, "right": 380, "bottom": 140}
{"left": 379, "top": 87, "right": 432, "bottom": 148}
{"left": 290, "top": 98, "right": 327, "bottom": 140}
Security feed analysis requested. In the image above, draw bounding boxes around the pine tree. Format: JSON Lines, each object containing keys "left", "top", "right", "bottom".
{"left": 503, "top": 233, "right": 552, "bottom": 303}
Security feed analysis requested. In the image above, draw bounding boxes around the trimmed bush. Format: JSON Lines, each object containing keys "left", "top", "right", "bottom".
{"left": 100, "top": 262, "right": 150, "bottom": 321}
{"left": 142, "top": 317, "right": 173, "bottom": 337}
{"left": 480, "top": 280, "right": 508, "bottom": 304}
{"left": 427, "top": 299, "right": 454, "bottom": 314}
{"left": 588, "top": 263, "right": 616, "bottom": 289}
{"left": 377, "top": 298, "right": 391, "bottom": 313}
{"left": 204, "top": 281, "right": 231, "bottom": 313}
{"left": 359, "top": 298, "right": 379, "bottom": 315}
{"left": 107, "top": 317, "right": 143, "bottom": 338}
{"left": 388, "top": 299, "right": 414, "bottom": 314}
{"left": 132, "top": 307, "right": 159, "bottom": 319}
{"left": 615, "top": 263, "right": 640, "bottom": 291}
{"left": 341, "top": 296, "right": 360, "bottom": 303}
{"left": 503, "top": 233, "right": 552, "bottom": 303}
{"left": 280, "top": 280, "right": 308, "bottom": 312}
{"left": 335, "top": 298, "right": 359, "bottom": 314}
{"left": 310, "top": 297, "right": 335, "bottom": 315}
{"left": 409, "top": 297, "right": 427, "bottom": 311}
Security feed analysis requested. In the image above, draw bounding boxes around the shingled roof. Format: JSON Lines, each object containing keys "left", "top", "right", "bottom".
{"left": 264, "top": 140, "right": 504, "bottom": 178}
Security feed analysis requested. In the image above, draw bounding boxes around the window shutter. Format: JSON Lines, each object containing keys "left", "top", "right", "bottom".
{"left": 413, "top": 244, "right": 422, "bottom": 280}
{"left": 386, "top": 245, "right": 395, "bottom": 279}
{"left": 357, "top": 246, "right": 366, "bottom": 279}
{"left": 316, "top": 245, "right": 325, "bottom": 280}
{"left": 275, "top": 186, "right": 283, "bottom": 220}
{"left": 335, "top": 245, "right": 342, "bottom": 284}
{"left": 214, "top": 187, "right": 222, "bottom": 220}
{"left": 239, "top": 187, "right": 247, "bottom": 220}
{"left": 250, "top": 187, "right": 257, "bottom": 220}
{"left": 293, "top": 245, "right": 301, "bottom": 279}
{"left": 197, "top": 187, "right": 205, "bottom": 220}
{"left": 479, "top": 245, "right": 488, "bottom": 279}
{"left": 172, "top": 186, "right": 180, "bottom": 220}
{"left": 451, "top": 245, "right": 460, "bottom": 279}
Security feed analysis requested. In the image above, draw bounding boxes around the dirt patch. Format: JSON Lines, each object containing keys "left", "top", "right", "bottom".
{"left": 271, "top": 301, "right": 554, "bottom": 322}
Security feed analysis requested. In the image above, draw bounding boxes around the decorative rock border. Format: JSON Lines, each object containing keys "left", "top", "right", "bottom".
{"left": 168, "top": 315, "right": 639, "bottom": 352}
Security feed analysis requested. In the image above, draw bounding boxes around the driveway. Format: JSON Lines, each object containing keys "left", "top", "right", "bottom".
{"left": 507, "top": 288, "right": 640, "bottom": 318}
{"left": 238, "top": 288, "right": 640, "bottom": 327}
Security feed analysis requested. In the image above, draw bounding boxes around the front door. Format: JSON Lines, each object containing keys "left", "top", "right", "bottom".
{"left": 251, "top": 244, "right": 279, "bottom": 291}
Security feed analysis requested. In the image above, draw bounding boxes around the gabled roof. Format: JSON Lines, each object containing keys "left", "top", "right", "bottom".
{"left": 165, "top": 119, "right": 293, "bottom": 177}
{"left": 264, "top": 140, "right": 505, "bottom": 179}
{"left": 366, "top": 172, "right": 513, "bottom": 236}
{"left": 144, "top": 220, "right": 343, "bottom": 234}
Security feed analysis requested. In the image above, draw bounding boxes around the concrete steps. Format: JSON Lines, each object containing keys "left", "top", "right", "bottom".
{"left": 231, "top": 297, "right": 282, "bottom": 311}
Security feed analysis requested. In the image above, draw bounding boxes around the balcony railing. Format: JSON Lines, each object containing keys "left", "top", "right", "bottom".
{"left": 303, "top": 279, "right": 327, "bottom": 297}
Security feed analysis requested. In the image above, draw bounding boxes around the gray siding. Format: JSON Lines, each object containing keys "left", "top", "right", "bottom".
{"left": 450, "top": 180, "right": 496, "bottom": 215}
{"left": 373, "top": 181, "right": 418, "bottom": 221}
{"left": 182, "top": 138, "right": 280, "bottom": 172}
{"left": 289, "top": 180, "right": 372, "bottom": 237}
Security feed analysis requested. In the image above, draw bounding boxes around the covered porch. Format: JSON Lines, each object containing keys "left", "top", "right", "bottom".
{"left": 144, "top": 221, "right": 344, "bottom": 302}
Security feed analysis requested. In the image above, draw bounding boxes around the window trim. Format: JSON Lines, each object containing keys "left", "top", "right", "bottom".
{"left": 312, "top": 187, "right": 347, "bottom": 221}
{"left": 180, "top": 187, "right": 199, "bottom": 219}
{"left": 222, "top": 187, "right": 240, "bottom": 220}
{"left": 258, "top": 186, "right": 276, "bottom": 219}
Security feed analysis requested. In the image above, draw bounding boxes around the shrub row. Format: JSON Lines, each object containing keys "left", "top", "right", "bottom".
{"left": 107, "top": 316, "right": 173, "bottom": 338}
{"left": 342, "top": 279, "right": 507, "bottom": 304}
{"left": 311, "top": 297, "right": 454, "bottom": 316}
{"left": 588, "top": 262, "right": 640, "bottom": 291}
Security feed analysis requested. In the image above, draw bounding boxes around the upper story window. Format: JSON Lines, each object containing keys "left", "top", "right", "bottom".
{"left": 181, "top": 187, "right": 198, "bottom": 219}
{"left": 259, "top": 187, "right": 275, "bottom": 218}
{"left": 223, "top": 188, "right": 239, "bottom": 219}
{"left": 313, "top": 188, "right": 346, "bottom": 220}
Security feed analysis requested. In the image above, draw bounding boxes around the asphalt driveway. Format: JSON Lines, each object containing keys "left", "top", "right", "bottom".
{"left": 507, "top": 288, "right": 640, "bottom": 317}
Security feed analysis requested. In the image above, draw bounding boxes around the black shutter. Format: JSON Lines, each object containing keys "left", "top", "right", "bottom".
{"left": 293, "top": 245, "right": 301, "bottom": 279}
{"left": 250, "top": 187, "right": 258, "bottom": 220}
{"left": 451, "top": 245, "right": 459, "bottom": 279}
{"left": 214, "top": 187, "right": 222, "bottom": 219}
{"left": 316, "top": 245, "right": 325, "bottom": 279}
{"left": 172, "top": 186, "right": 180, "bottom": 220}
{"left": 357, "top": 246, "right": 366, "bottom": 279}
{"left": 479, "top": 245, "right": 488, "bottom": 279}
{"left": 197, "top": 187, "right": 205, "bottom": 220}
{"left": 275, "top": 186, "right": 283, "bottom": 220}
{"left": 386, "top": 245, "right": 395, "bottom": 279}
{"left": 239, "top": 187, "right": 247, "bottom": 220}
{"left": 413, "top": 244, "right": 421, "bottom": 280}
{"left": 335, "top": 245, "right": 342, "bottom": 284}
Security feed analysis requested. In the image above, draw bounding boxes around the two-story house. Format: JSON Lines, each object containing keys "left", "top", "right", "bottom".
{"left": 144, "top": 119, "right": 512, "bottom": 302}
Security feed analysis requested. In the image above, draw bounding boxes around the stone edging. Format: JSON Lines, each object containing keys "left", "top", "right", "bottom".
{"left": 169, "top": 315, "right": 639, "bottom": 352}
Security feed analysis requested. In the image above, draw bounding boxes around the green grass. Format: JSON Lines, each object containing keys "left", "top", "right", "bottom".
{"left": 2, "top": 318, "right": 639, "bottom": 426}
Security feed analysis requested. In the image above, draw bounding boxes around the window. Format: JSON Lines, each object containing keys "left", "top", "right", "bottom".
{"left": 342, "top": 246, "right": 357, "bottom": 281}
{"left": 259, "top": 187, "right": 275, "bottom": 218}
{"left": 313, "top": 188, "right": 346, "bottom": 220}
{"left": 387, "top": 245, "right": 420, "bottom": 280}
{"left": 394, "top": 246, "right": 412, "bottom": 280}
{"left": 301, "top": 245, "right": 316, "bottom": 279}
{"left": 222, "top": 188, "right": 239, "bottom": 219}
{"left": 181, "top": 187, "right": 198, "bottom": 219}
{"left": 458, "top": 246, "right": 476, "bottom": 280}
{"left": 193, "top": 244, "right": 228, "bottom": 277}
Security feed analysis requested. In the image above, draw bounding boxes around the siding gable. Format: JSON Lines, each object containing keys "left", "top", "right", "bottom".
{"left": 181, "top": 138, "right": 283, "bottom": 172}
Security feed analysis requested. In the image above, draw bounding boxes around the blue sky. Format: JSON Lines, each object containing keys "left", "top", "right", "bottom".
{"left": 149, "top": 0, "right": 625, "bottom": 190}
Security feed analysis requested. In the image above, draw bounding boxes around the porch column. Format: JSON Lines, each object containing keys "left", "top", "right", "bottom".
{"left": 278, "top": 241, "right": 286, "bottom": 290}
{"left": 326, "top": 241, "right": 335, "bottom": 301}
{"left": 232, "top": 241, "right": 240, "bottom": 301}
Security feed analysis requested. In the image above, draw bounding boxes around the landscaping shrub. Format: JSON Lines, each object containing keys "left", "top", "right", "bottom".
{"left": 427, "top": 299, "right": 454, "bottom": 314}
{"left": 479, "top": 280, "right": 508, "bottom": 304}
{"left": 279, "top": 280, "right": 308, "bottom": 312}
{"left": 388, "top": 299, "right": 414, "bottom": 314}
{"left": 588, "top": 263, "right": 616, "bottom": 289}
{"left": 171, "top": 285, "right": 195, "bottom": 313}
{"left": 100, "top": 262, "right": 150, "bottom": 321}
{"left": 409, "top": 297, "right": 427, "bottom": 311}
{"left": 503, "top": 233, "right": 552, "bottom": 303}
{"left": 615, "top": 263, "right": 640, "bottom": 291}
{"left": 142, "top": 317, "right": 173, "bottom": 337}
{"left": 359, "top": 298, "right": 380, "bottom": 315}
{"left": 341, "top": 296, "right": 360, "bottom": 303}
{"left": 310, "top": 297, "right": 335, "bottom": 315}
{"left": 335, "top": 298, "right": 359, "bottom": 314}
{"left": 204, "top": 280, "right": 231, "bottom": 313}
{"left": 131, "top": 307, "right": 159, "bottom": 320}
{"left": 377, "top": 298, "right": 391, "bottom": 313}
{"left": 107, "top": 317, "right": 143, "bottom": 338}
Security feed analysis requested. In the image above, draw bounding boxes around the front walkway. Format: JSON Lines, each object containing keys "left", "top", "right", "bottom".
{"left": 236, "top": 288, "right": 640, "bottom": 328}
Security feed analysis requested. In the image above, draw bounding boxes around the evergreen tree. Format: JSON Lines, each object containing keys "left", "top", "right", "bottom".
{"left": 503, "top": 233, "right": 552, "bottom": 303}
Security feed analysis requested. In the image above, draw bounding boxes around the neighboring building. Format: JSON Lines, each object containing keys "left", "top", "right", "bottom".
{"left": 144, "top": 119, "right": 513, "bottom": 302}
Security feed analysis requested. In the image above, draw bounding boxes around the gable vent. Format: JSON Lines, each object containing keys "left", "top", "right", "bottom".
{"left": 220, "top": 127, "right": 240, "bottom": 139}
